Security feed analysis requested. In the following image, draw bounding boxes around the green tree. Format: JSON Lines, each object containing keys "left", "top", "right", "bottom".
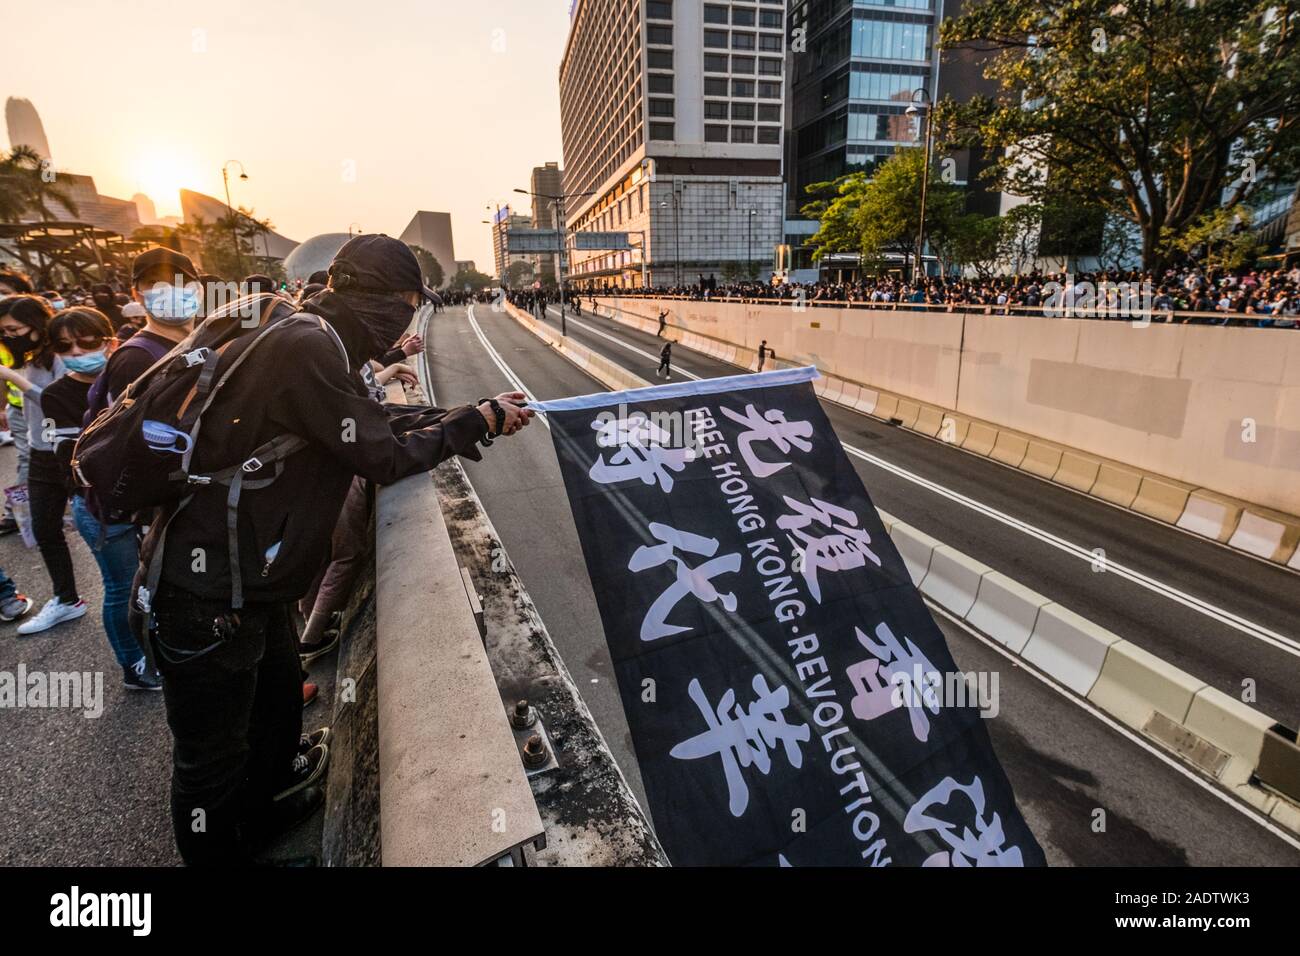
{"left": 940, "top": 0, "right": 1300, "bottom": 269}
{"left": 407, "top": 244, "right": 444, "bottom": 289}
{"left": 1165, "top": 206, "right": 1262, "bottom": 272}
{"left": 504, "top": 259, "right": 535, "bottom": 288}
{"left": 177, "top": 206, "right": 278, "bottom": 279}
{"left": 448, "top": 267, "right": 493, "bottom": 293}
{"left": 803, "top": 149, "right": 963, "bottom": 273}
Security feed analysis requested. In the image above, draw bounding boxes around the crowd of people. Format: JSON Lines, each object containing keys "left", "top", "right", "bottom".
{"left": 0, "top": 236, "right": 533, "bottom": 865}
{"left": 591, "top": 264, "right": 1300, "bottom": 326}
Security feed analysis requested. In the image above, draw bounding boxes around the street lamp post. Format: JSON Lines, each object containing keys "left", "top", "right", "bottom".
{"left": 222, "top": 160, "right": 248, "bottom": 277}
{"left": 906, "top": 88, "right": 934, "bottom": 287}
{"left": 514, "top": 186, "right": 597, "bottom": 336}
{"left": 660, "top": 195, "right": 682, "bottom": 287}
{"left": 747, "top": 208, "right": 757, "bottom": 281}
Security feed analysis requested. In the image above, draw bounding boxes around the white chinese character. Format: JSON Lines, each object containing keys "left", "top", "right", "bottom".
{"left": 629, "top": 522, "right": 741, "bottom": 641}
{"left": 589, "top": 412, "right": 695, "bottom": 492}
{"left": 719, "top": 403, "right": 814, "bottom": 478}
{"left": 903, "top": 775, "right": 1025, "bottom": 867}
{"left": 846, "top": 622, "right": 942, "bottom": 742}
{"left": 777, "top": 496, "right": 882, "bottom": 602}
{"left": 670, "top": 674, "right": 811, "bottom": 817}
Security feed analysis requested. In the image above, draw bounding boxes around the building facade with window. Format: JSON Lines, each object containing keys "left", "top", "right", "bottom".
{"left": 559, "top": 0, "right": 788, "bottom": 287}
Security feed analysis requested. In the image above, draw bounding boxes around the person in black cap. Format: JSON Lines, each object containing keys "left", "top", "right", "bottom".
{"left": 142, "top": 232, "right": 532, "bottom": 865}
{"left": 94, "top": 249, "right": 203, "bottom": 408}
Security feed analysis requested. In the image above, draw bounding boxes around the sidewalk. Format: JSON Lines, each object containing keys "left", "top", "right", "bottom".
{"left": 0, "top": 444, "right": 331, "bottom": 865}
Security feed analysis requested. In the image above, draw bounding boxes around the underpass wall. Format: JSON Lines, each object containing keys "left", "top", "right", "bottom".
{"left": 600, "top": 297, "right": 1300, "bottom": 520}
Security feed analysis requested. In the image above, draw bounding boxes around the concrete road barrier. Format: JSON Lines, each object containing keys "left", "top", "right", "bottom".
{"left": 1175, "top": 489, "right": 1244, "bottom": 542}
{"left": 1183, "top": 687, "right": 1277, "bottom": 787}
{"left": 1227, "top": 507, "right": 1300, "bottom": 564}
{"left": 913, "top": 404, "right": 944, "bottom": 438}
{"left": 838, "top": 381, "right": 861, "bottom": 408}
{"left": 937, "top": 413, "right": 970, "bottom": 446}
{"left": 1131, "top": 475, "right": 1196, "bottom": 525}
{"left": 873, "top": 393, "right": 899, "bottom": 421}
{"left": 1021, "top": 440, "right": 1064, "bottom": 480}
{"left": 990, "top": 430, "right": 1029, "bottom": 468}
{"left": 962, "top": 421, "right": 999, "bottom": 457}
{"left": 1021, "top": 602, "right": 1121, "bottom": 696}
{"left": 918, "top": 544, "right": 987, "bottom": 618}
{"left": 889, "top": 520, "right": 941, "bottom": 586}
{"left": 895, "top": 398, "right": 921, "bottom": 429}
{"left": 1086, "top": 639, "right": 1207, "bottom": 732}
{"left": 854, "top": 388, "right": 879, "bottom": 415}
{"left": 1053, "top": 450, "right": 1102, "bottom": 494}
{"left": 1091, "top": 461, "right": 1143, "bottom": 508}
{"left": 965, "top": 571, "right": 1050, "bottom": 654}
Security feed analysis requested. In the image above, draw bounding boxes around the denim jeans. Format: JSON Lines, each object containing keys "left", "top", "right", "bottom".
{"left": 0, "top": 565, "right": 16, "bottom": 603}
{"left": 71, "top": 495, "right": 145, "bottom": 669}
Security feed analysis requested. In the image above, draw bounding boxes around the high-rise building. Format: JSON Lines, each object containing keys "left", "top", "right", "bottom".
{"left": 399, "top": 211, "right": 457, "bottom": 288}
{"left": 5, "top": 97, "right": 52, "bottom": 161}
{"left": 783, "top": 0, "right": 938, "bottom": 277}
{"left": 490, "top": 206, "right": 538, "bottom": 285}
{"left": 559, "top": 0, "right": 788, "bottom": 288}
{"left": 530, "top": 162, "right": 565, "bottom": 281}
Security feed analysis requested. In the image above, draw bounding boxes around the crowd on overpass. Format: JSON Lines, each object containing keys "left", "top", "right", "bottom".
{"left": 593, "top": 264, "right": 1300, "bottom": 327}
{"left": 0, "top": 238, "right": 535, "bottom": 866}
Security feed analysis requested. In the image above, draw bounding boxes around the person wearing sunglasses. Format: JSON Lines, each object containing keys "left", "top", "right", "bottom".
{"left": 0, "top": 308, "right": 162, "bottom": 688}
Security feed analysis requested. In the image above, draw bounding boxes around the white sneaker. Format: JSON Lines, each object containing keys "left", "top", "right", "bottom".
{"left": 17, "top": 597, "right": 87, "bottom": 635}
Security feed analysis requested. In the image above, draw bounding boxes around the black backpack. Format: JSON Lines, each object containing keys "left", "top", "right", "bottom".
{"left": 71, "top": 292, "right": 348, "bottom": 612}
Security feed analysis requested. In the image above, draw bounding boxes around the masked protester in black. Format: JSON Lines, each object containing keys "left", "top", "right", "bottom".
{"left": 142, "top": 234, "right": 533, "bottom": 865}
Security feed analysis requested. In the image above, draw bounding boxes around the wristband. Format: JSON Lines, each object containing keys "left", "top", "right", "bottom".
{"left": 477, "top": 398, "right": 506, "bottom": 446}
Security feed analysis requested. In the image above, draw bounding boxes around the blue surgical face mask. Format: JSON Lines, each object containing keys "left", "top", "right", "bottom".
{"left": 49, "top": 299, "right": 66, "bottom": 311}
{"left": 63, "top": 349, "right": 108, "bottom": 374}
{"left": 142, "top": 283, "right": 201, "bottom": 325}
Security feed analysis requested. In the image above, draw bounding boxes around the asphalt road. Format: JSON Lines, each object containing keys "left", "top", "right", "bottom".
{"left": 428, "top": 301, "right": 1300, "bottom": 865}
{"left": 537, "top": 302, "right": 1300, "bottom": 730}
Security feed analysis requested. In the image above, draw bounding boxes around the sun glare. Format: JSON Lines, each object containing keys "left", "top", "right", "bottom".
{"left": 131, "top": 150, "right": 200, "bottom": 217}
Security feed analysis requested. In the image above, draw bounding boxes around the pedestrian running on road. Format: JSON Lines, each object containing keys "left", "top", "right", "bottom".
{"left": 656, "top": 340, "right": 672, "bottom": 379}
{"left": 657, "top": 309, "right": 668, "bottom": 336}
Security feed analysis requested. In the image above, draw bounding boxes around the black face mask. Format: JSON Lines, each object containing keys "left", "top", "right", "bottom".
{"left": 1, "top": 330, "right": 38, "bottom": 358}
{"left": 346, "top": 294, "right": 416, "bottom": 360}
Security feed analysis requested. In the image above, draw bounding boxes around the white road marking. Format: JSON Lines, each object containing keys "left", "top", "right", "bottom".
{"left": 466, "top": 304, "right": 550, "bottom": 431}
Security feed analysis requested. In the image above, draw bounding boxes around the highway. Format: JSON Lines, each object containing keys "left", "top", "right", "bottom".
{"left": 422, "top": 301, "right": 1300, "bottom": 866}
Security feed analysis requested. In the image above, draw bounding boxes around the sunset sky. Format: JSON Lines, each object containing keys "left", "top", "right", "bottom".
{"left": 4, "top": 0, "right": 572, "bottom": 271}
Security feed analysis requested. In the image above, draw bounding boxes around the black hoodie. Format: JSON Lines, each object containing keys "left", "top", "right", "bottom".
{"left": 142, "top": 289, "right": 487, "bottom": 604}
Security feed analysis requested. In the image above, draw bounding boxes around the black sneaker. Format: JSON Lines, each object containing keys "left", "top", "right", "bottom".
{"left": 0, "top": 516, "right": 17, "bottom": 537}
{"left": 274, "top": 743, "right": 329, "bottom": 801}
{"left": 247, "top": 785, "right": 324, "bottom": 849}
{"left": 123, "top": 657, "right": 163, "bottom": 691}
{"left": 297, "top": 616, "right": 341, "bottom": 664}
{"left": 299, "top": 726, "right": 331, "bottom": 754}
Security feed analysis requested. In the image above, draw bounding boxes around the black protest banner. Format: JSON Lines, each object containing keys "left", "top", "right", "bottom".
{"left": 533, "top": 366, "right": 1045, "bottom": 867}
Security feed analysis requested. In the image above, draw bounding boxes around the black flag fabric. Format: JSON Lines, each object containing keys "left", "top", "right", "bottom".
{"left": 531, "top": 366, "right": 1045, "bottom": 867}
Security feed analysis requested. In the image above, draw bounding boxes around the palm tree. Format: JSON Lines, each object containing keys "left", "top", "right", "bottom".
{"left": 0, "top": 145, "right": 79, "bottom": 223}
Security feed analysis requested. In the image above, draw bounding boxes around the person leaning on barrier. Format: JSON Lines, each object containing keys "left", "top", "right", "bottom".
{"left": 141, "top": 233, "right": 533, "bottom": 866}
